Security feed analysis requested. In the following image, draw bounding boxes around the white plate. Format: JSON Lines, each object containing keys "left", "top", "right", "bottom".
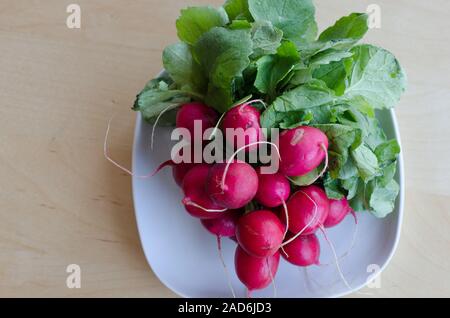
{"left": 132, "top": 105, "right": 404, "bottom": 298}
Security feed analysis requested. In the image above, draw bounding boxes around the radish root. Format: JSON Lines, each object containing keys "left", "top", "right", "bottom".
{"left": 266, "top": 257, "right": 277, "bottom": 298}
{"left": 182, "top": 198, "right": 228, "bottom": 213}
{"left": 104, "top": 115, "right": 161, "bottom": 179}
{"left": 216, "top": 236, "right": 236, "bottom": 298}
{"left": 151, "top": 104, "right": 176, "bottom": 150}
{"left": 319, "top": 225, "right": 352, "bottom": 291}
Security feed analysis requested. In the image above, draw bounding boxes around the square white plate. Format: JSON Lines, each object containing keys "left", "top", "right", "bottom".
{"left": 132, "top": 107, "right": 404, "bottom": 298}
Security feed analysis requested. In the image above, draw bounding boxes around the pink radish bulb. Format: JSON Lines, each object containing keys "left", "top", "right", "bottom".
{"left": 281, "top": 233, "right": 320, "bottom": 266}
{"left": 221, "top": 103, "right": 264, "bottom": 152}
{"left": 173, "top": 162, "right": 195, "bottom": 186}
{"left": 201, "top": 210, "right": 241, "bottom": 237}
{"left": 206, "top": 161, "right": 258, "bottom": 209}
{"left": 182, "top": 164, "right": 226, "bottom": 219}
{"left": 279, "top": 126, "right": 329, "bottom": 177}
{"left": 235, "top": 246, "right": 280, "bottom": 293}
{"left": 281, "top": 185, "right": 330, "bottom": 236}
{"left": 254, "top": 167, "right": 291, "bottom": 208}
{"left": 176, "top": 102, "right": 218, "bottom": 140}
{"left": 236, "top": 210, "right": 284, "bottom": 257}
{"left": 324, "top": 197, "right": 354, "bottom": 228}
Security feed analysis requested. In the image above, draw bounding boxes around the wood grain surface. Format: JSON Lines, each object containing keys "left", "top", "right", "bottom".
{"left": 0, "top": 0, "right": 449, "bottom": 297}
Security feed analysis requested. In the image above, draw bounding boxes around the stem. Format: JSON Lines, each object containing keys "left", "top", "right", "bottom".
{"left": 151, "top": 104, "right": 177, "bottom": 150}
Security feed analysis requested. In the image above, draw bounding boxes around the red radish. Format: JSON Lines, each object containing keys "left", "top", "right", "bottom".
{"left": 176, "top": 102, "right": 218, "bottom": 139}
{"left": 182, "top": 164, "right": 227, "bottom": 219}
{"left": 235, "top": 246, "right": 280, "bottom": 295}
{"left": 279, "top": 126, "right": 329, "bottom": 177}
{"left": 221, "top": 103, "right": 264, "bottom": 151}
{"left": 281, "top": 233, "right": 320, "bottom": 267}
{"left": 201, "top": 211, "right": 241, "bottom": 238}
{"left": 281, "top": 185, "right": 329, "bottom": 236}
{"left": 206, "top": 161, "right": 258, "bottom": 209}
{"left": 324, "top": 197, "right": 355, "bottom": 228}
{"left": 236, "top": 210, "right": 284, "bottom": 258}
{"left": 254, "top": 168, "right": 290, "bottom": 208}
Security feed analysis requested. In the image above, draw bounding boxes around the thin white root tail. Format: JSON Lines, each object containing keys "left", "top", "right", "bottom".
{"left": 266, "top": 258, "right": 277, "bottom": 298}
{"left": 104, "top": 114, "right": 159, "bottom": 179}
{"left": 243, "top": 99, "right": 267, "bottom": 110}
{"left": 280, "top": 199, "right": 290, "bottom": 257}
{"left": 221, "top": 141, "right": 281, "bottom": 189}
{"left": 306, "top": 143, "right": 329, "bottom": 186}
{"left": 319, "top": 226, "right": 353, "bottom": 291}
{"left": 320, "top": 212, "right": 359, "bottom": 266}
{"left": 216, "top": 236, "right": 236, "bottom": 298}
{"left": 151, "top": 104, "right": 175, "bottom": 150}
{"left": 280, "top": 191, "right": 318, "bottom": 248}
{"left": 183, "top": 199, "right": 228, "bottom": 213}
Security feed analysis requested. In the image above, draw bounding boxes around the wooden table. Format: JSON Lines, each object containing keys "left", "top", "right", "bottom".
{"left": 1, "top": 0, "right": 449, "bottom": 297}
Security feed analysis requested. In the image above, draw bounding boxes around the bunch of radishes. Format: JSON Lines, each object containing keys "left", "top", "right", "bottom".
{"left": 163, "top": 101, "right": 356, "bottom": 297}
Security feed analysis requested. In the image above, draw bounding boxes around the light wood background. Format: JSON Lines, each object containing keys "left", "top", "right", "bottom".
{"left": 0, "top": 0, "right": 449, "bottom": 297}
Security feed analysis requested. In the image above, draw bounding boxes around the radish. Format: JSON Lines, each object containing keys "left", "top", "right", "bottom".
{"left": 281, "top": 233, "right": 320, "bottom": 267}
{"left": 221, "top": 102, "right": 264, "bottom": 152}
{"left": 236, "top": 210, "right": 284, "bottom": 258}
{"left": 206, "top": 161, "right": 258, "bottom": 209}
{"left": 254, "top": 168, "right": 291, "bottom": 208}
{"left": 235, "top": 245, "right": 280, "bottom": 296}
{"left": 182, "top": 164, "right": 227, "bottom": 219}
{"left": 324, "top": 197, "right": 356, "bottom": 228}
{"left": 201, "top": 210, "right": 241, "bottom": 238}
{"left": 176, "top": 102, "right": 219, "bottom": 140}
{"left": 281, "top": 185, "right": 330, "bottom": 237}
{"left": 279, "top": 126, "right": 329, "bottom": 177}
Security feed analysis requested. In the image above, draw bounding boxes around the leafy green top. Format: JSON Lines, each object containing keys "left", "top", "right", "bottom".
{"left": 132, "top": 0, "right": 407, "bottom": 218}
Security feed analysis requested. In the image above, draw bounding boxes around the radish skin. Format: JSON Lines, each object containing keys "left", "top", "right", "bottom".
{"left": 254, "top": 168, "right": 291, "bottom": 208}
{"left": 236, "top": 210, "right": 284, "bottom": 258}
{"left": 324, "top": 197, "right": 354, "bottom": 228}
{"left": 235, "top": 246, "right": 280, "bottom": 294}
{"left": 222, "top": 103, "right": 264, "bottom": 152}
{"left": 176, "top": 102, "right": 218, "bottom": 140}
{"left": 281, "top": 233, "right": 320, "bottom": 267}
{"left": 182, "top": 164, "right": 227, "bottom": 219}
{"left": 206, "top": 161, "right": 258, "bottom": 209}
{"left": 279, "top": 126, "right": 329, "bottom": 177}
{"left": 281, "top": 185, "right": 330, "bottom": 236}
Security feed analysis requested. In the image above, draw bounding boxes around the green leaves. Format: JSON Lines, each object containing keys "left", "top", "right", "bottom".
{"left": 248, "top": 0, "right": 317, "bottom": 45}
{"left": 344, "top": 45, "right": 407, "bottom": 109}
{"left": 132, "top": 1, "right": 407, "bottom": 219}
{"left": 194, "top": 27, "right": 253, "bottom": 112}
{"left": 319, "top": 13, "right": 368, "bottom": 42}
{"left": 254, "top": 41, "right": 300, "bottom": 99}
{"left": 162, "top": 43, "right": 206, "bottom": 94}
{"left": 224, "top": 0, "right": 252, "bottom": 21}
{"left": 133, "top": 77, "right": 191, "bottom": 125}
{"left": 176, "top": 6, "right": 229, "bottom": 46}
{"left": 260, "top": 80, "right": 336, "bottom": 129}
{"left": 251, "top": 21, "right": 283, "bottom": 58}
